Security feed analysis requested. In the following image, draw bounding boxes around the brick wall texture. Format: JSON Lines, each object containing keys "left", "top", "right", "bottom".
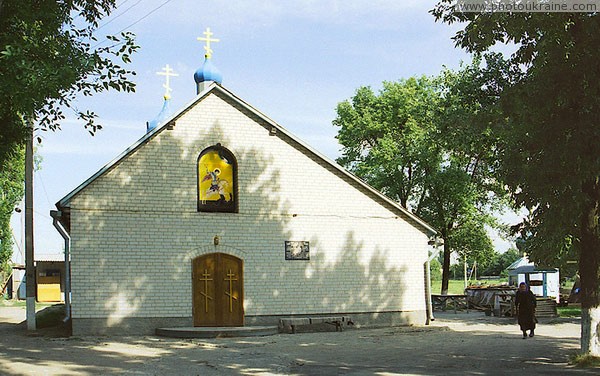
{"left": 66, "top": 89, "right": 431, "bottom": 330}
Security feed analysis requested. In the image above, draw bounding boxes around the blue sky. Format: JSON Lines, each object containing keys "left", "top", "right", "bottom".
{"left": 10, "top": 0, "right": 516, "bottom": 263}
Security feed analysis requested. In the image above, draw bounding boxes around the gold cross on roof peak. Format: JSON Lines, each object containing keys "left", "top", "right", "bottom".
{"left": 156, "top": 64, "right": 178, "bottom": 99}
{"left": 197, "top": 27, "right": 220, "bottom": 59}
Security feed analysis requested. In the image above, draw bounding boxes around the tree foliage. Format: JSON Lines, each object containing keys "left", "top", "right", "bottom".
{"left": 480, "top": 247, "right": 521, "bottom": 277}
{"left": 334, "top": 63, "right": 506, "bottom": 295}
{"left": 335, "top": 77, "right": 440, "bottom": 210}
{"left": 0, "top": 0, "right": 138, "bottom": 166}
{"left": 0, "top": 144, "right": 25, "bottom": 273}
{"left": 0, "top": 0, "right": 138, "bottom": 277}
{"left": 431, "top": 2, "right": 600, "bottom": 354}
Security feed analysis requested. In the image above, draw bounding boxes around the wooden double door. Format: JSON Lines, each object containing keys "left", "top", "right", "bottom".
{"left": 192, "top": 253, "right": 244, "bottom": 326}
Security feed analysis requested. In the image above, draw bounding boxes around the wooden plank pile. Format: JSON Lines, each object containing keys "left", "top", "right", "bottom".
{"left": 465, "top": 285, "right": 517, "bottom": 312}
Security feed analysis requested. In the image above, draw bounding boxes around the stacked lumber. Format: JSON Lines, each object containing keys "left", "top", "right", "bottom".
{"left": 465, "top": 286, "right": 516, "bottom": 311}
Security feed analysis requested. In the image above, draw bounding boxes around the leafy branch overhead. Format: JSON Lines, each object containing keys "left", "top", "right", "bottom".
{"left": 0, "top": 0, "right": 139, "bottom": 152}
{"left": 0, "top": 1, "right": 138, "bottom": 274}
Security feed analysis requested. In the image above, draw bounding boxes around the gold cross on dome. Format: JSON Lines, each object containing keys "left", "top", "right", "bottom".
{"left": 197, "top": 27, "right": 220, "bottom": 59}
{"left": 156, "top": 64, "right": 178, "bottom": 99}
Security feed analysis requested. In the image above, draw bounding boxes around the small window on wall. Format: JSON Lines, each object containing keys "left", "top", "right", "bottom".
{"left": 198, "top": 144, "right": 238, "bottom": 213}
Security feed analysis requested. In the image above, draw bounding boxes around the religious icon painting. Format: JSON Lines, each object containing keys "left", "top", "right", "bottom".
{"left": 198, "top": 144, "right": 237, "bottom": 212}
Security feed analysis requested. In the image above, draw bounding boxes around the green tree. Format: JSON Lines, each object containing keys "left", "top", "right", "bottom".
{"left": 428, "top": 57, "right": 508, "bottom": 293}
{"left": 432, "top": 4, "right": 600, "bottom": 355}
{"left": 417, "top": 160, "right": 498, "bottom": 293}
{"left": 334, "top": 66, "right": 504, "bottom": 296}
{"left": 479, "top": 247, "right": 522, "bottom": 277}
{"left": 430, "top": 257, "right": 443, "bottom": 281}
{"left": 448, "top": 216, "right": 496, "bottom": 273}
{"left": 0, "top": 1, "right": 137, "bottom": 285}
{"left": 335, "top": 77, "right": 440, "bottom": 210}
{"left": 0, "top": 0, "right": 138, "bottom": 166}
{"left": 0, "top": 144, "right": 25, "bottom": 274}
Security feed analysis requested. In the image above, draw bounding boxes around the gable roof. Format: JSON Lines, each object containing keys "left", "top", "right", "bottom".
{"left": 506, "top": 256, "right": 532, "bottom": 271}
{"left": 506, "top": 256, "right": 559, "bottom": 275}
{"left": 55, "top": 83, "right": 437, "bottom": 237}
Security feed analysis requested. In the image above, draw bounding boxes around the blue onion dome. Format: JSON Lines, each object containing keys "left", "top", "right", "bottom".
{"left": 147, "top": 98, "right": 173, "bottom": 132}
{"left": 194, "top": 57, "right": 223, "bottom": 85}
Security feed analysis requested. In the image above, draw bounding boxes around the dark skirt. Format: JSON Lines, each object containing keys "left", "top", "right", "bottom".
{"left": 518, "top": 308, "right": 536, "bottom": 331}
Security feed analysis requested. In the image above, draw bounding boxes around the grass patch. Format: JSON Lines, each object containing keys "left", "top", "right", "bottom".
{"left": 431, "top": 280, "right": 468, "bottom": 295}
{"left": 2, "top": 299, "right": 56, "bottom": 311}
{"left": 570, "top": 354, "right": 600, "bottom": 368}
{"left": 1, "top": 299, "right": 27, "bottom": 308}
{"left": 558, "top": 305, "right": 582, "bottom": 318}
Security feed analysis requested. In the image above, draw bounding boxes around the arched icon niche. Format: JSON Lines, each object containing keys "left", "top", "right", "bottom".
{"left": 197, "top": 144, "right": 238, "bottom": 213}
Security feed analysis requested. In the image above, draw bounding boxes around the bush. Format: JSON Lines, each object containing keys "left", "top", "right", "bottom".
{"left": 430, "top": 258, "right": 442, "bottom": 281}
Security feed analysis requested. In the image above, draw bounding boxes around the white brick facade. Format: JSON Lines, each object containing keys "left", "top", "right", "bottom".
{"left": 58, "top": 85, "right": 435, "bottom": 335}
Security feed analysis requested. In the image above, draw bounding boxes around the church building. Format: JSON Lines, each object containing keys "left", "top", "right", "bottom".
{"left": 52, "top": 29, "right": 437, "bottom": 335}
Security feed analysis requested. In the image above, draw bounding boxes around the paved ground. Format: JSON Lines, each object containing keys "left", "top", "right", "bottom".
{"left": 0, "top": 304, "right": 598, "bottom": 375}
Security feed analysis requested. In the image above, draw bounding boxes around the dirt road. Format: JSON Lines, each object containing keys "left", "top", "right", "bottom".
{"left": 0, "top": 305, "right": 597, "bottom": 375}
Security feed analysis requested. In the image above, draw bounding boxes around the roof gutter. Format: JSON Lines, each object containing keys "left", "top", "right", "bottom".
{"left": 425, "top": 238, "right": 443, "bottom": 325}
{"left": 50, "top": 210, "right": 71, "bottom": 322}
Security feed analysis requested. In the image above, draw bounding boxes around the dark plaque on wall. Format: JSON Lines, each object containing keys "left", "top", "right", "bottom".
{"left": 285, "top": 241, "right": 310, "bottom": 260}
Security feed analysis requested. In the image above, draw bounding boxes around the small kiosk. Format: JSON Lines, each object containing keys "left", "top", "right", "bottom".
{"left": 507, "top": 256, "right": 560, "bottom": 303}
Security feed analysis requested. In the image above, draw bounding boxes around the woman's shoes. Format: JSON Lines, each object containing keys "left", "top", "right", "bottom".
{"left": 521, "top": 330, "right": 534, "bottom": 338}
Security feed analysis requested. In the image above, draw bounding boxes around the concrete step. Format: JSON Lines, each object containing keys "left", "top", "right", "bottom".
{"left": 155, "top": 325, "right": 279, "bottom": 339}
{"left": 537, "top": 299, "right": 558, "bottom": 317}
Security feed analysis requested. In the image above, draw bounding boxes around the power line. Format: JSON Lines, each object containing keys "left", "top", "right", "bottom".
{"left": 95, "top": 0, "right": 144, "bottom": 32}
{"left": 73, "top": 0, "right": 133, "bottom": 23}
{"left": 93, "top": 0, "right": 177, "bottom": 48}
{"left": 115, "top": 0, "right": 177, "bottom": 34}
{"left": 11, "top": 231, "right": 22, "bottom": 256}
{"left": 116, "top": 0, "right": 133, "bottom": 9}
{"left": 34, "top": 170, "right": 53, "bottom": 207}
{"left": 33, "top": 210, "right": 53, "bottom": 220}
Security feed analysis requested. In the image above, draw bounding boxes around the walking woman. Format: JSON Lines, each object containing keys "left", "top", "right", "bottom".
{"left": 515, "top": 282, "right": 537, "bottom": 338}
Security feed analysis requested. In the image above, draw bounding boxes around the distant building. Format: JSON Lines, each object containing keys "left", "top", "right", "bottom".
{"left": 8, "top": 254, "right": 65, "bottom": 302}
{"left": 507, "top": 256, "right": 560, "bottom": 303}
{"left": 8, "top": 265, "right": 25, "bottom": 300}
{"left": 35, "top": 254, "right": 66, "bottom": 302}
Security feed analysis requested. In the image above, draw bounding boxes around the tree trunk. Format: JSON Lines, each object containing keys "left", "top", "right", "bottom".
{"left": 441, "top": 234, "right": 451, "bottom": 295}
{"left": 581, "top": 307, "right": 600, "bottom": 356}
{"left": 580, "top": 178, "right": 600, "bottom": 355}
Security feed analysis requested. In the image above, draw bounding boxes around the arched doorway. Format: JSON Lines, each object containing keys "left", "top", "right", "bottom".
{"left": 192, "top": 253, "right": 244, "bottom": 326}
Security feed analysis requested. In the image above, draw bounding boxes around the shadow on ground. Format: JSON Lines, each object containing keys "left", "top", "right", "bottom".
{"left": 0, "top": 308, "right": 597, "bottom": 375}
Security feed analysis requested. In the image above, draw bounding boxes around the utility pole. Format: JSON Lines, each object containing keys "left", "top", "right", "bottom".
{"left": 25, "top": 116, "right": 36, "bottom": 330}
